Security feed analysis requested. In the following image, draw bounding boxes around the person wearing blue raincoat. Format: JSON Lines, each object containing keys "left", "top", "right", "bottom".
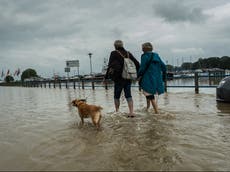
{"left": 138, "top": 42, "right": 166, "bottom": 114}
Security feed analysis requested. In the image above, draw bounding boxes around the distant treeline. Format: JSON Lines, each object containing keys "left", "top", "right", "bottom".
{"left": 167, "top": 56, "right": 230, "bottom": 71}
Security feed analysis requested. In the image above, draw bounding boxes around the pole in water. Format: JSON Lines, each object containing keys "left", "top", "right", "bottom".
{"left": 195, "top": 72, "right": 199, "bottom": 94}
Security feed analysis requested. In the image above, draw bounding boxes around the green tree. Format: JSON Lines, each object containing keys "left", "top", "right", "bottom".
{"left": 4, "top": 75, "right": 14, "bottom": 83}
{"left": 181, "top": 62, "right": 192, "bottom": 70}
{"left": 192, "top": 61, "right": 200, "bottom": 70}
{"left": 191, "top": 56, "right": 230, "bottom": 70}
{"left": 206, "top": 57, "right": 220, "bottom": 68}
{"left": 21, "top": 68, "right": 37, "bottom": 81}
{"left": 166, "top": 64, "right": 174, "bottom": 72}
{"left": 198, "top": 58, "right": 205, "bottom": 68}
{"left": 220, "top": 56, "right": 230, "bottom": 69}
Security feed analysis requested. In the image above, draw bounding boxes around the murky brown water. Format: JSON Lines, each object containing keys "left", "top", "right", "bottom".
{"left": 0, "top": 85, "right": 229, "bottom": 171}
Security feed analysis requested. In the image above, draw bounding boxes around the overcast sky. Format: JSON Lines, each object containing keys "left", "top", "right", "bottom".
{"left": 0, "top": 0, "right": 230, "bottom": 78}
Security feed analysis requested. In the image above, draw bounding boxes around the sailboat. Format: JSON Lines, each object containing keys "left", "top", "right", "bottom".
{"left": 94, "top": 58, "right": 108, "bottom": 79}
{"left": 101, "top": 58, "right": 108, "bottom": 75}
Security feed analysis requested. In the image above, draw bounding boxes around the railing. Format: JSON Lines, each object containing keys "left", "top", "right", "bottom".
{"left": 19, "top": 74, "right": 230, "bottom": 94}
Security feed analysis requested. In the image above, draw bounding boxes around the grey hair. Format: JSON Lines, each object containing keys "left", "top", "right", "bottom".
{"left": 114, "top": 40, "right": 124, "bottom": 48}
{"left": 142, "top": 42, "right": 153, "bottom": 51}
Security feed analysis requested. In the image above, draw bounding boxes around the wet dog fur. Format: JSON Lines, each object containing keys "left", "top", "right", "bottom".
{"left": 72, "top": 99, "right": 102, "bottom": 130}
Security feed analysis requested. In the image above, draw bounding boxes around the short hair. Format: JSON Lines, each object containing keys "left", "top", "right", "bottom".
{"left": 142, "top": 42, "right": 153, "bottom": 51}
{"left": 114, "top": 40, "right": 124, "bottom": 48}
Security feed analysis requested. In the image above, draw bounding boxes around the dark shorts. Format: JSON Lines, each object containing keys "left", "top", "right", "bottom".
{"left": 114, "top": 81, "right": 132, "bottom": 100}
{"left": 146, "top": 95, "right": 155, "bottom": 100}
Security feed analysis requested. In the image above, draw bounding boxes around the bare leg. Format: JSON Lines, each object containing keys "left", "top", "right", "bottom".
{"left": 114, "top": 99, "right": 120, "bottom": 112}
{"left": 151, "top": 99, "right": 159, "bottom": 114}
{"left": 127, "top": 98, "right": 134, "bottom": 116}
{"left": 146, "top": 98, "right": 150, "bottom": 110}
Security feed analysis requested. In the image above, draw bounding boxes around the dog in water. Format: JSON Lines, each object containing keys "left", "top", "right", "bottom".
{"left": 72, "top": 99, "right": 102, "bottom": 130}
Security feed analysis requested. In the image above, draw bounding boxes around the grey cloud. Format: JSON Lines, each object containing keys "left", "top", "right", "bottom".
{"left": 152, "top": 0, "right": 209, "bottom": 23}
{"left": 110, "top": 28, "right": 124, "bottom": 39}
{"left": 0, "top": 0, "right": 230, "bottom": 77}
{"left": 0, "top": 0, "right": 88, "bottom": 48}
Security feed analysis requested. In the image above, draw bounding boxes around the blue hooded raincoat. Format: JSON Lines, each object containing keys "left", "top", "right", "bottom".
{"left": 138, "top": 52, "right": 166, "bottom": 95}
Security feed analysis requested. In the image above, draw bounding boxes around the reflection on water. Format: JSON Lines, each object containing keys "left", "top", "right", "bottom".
{"left": 0, "top": 86, "right": 230, "bottom": 171}
{"left": 167, "top": 77, "right": 222, "bottom": 87}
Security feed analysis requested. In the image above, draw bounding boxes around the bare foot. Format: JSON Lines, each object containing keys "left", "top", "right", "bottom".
{"left": 127, "top": 113, "right": 135, "bottom": 118}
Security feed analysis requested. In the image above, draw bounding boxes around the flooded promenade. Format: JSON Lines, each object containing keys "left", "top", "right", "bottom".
{"left": 0, "top": 85, "right": 230, "bottom": 171}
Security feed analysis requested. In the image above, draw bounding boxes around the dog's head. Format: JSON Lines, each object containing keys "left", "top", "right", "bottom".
{"left": 72, "top": 99, "right": 87, "bottom": 107}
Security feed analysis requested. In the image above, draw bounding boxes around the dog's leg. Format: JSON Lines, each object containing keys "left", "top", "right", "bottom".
{"left": 80, "top": 116, "right": 84, "bottom": 125}
{"left": 92, "top": 118, "right": 97, "bottom": 127}
{"left": 91, "top": 116, "right": 99, "bottom": 130}
{"left": 97, "top": 114, "right": 102, "bottom": 130}
{"left": 93, "top": 113, "right": 101, "bottom": 131}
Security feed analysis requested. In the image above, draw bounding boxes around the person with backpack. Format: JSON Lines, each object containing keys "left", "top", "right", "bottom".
{"left": 104, "top": 40, "right": 140, "bottom": 117}
{"left": 138, "top": 42, "right": 166, "bottom": 114}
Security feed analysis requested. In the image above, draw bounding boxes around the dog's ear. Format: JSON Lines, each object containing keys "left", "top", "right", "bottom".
{"left": 72, "top": 100, "right": 76, "bottom": 105}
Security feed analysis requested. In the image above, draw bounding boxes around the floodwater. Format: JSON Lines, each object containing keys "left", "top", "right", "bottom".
{"left": 0, "top": 84, "right": 230, "bottom": 171}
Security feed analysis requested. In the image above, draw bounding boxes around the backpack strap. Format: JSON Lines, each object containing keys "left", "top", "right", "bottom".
{"left": 116, "top": 50, "right": 129, "bottom": 59}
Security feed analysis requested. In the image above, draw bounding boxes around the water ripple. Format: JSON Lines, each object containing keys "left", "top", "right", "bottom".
{"left": 0, "top": 87, "right": 230, "bottom": 171}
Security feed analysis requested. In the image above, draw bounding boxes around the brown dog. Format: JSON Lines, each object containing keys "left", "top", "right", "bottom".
{"left": 72, "top": 99, "right": 102, "bottom": 130}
